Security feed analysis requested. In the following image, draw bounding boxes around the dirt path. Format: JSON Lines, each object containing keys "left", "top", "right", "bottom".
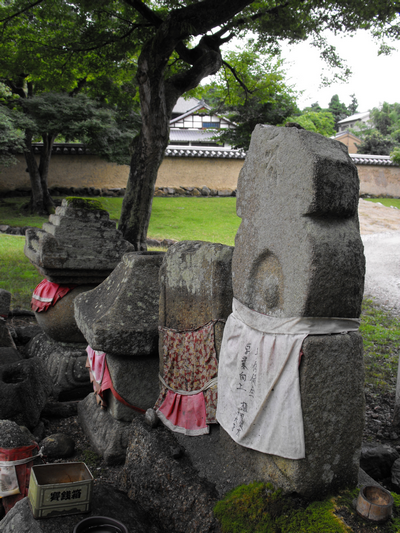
{"left": 358, "top": 200, "right": 400, "bottom": 315}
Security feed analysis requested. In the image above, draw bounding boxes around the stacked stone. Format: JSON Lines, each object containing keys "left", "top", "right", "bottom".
{"left": 218, "top": 124, "right": 366, "bottom": 499}
{"left": 74, "top": 251, "right": 165, "bottom": 464}
{"left": 0, "top": 291, "right": 52, "bottom": 429}
{"left": 24, "top": 197, "right": 134, "bottom": 398}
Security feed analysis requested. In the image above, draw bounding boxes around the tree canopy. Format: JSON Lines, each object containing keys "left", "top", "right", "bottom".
{"left": 193, "top": 48, "right": 299, "bottom": 150}
{"left": 1, "top": 0, "right": 400, "bottom": 246}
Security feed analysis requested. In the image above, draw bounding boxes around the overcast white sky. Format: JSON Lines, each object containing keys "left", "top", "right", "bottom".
{"left": 280, "top": 30, "right": 400, "bottom": 113}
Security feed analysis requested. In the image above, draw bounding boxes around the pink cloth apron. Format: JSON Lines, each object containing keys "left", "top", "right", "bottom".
{"left": 86, "top": 346, "right": 145, "bottom": 413}
{"left": 155, "top": 321, "right": 220, "bottom": 436}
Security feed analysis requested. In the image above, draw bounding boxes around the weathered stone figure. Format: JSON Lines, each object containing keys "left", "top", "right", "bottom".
{"left": 217, "top": 125, "right": 366, "bottom": 498}
{"left": 24, "top": 197, "right": 134, "bottom": 398}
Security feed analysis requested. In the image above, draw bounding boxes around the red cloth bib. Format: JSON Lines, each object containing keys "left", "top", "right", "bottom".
{"left": 31, "top": 279, "right": 75, "bottom": 312}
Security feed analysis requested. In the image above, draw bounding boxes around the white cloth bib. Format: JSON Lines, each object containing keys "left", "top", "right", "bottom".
{"left": 216, "top": 298, "right": 360, "bottom": 460}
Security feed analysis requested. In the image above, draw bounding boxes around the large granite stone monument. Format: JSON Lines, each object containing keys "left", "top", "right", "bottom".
{"left": 217, "top": 125, "right": 366, "bottom": 498}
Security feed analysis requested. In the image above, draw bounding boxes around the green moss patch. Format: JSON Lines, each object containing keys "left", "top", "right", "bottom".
{"left": 214, "top": 482, "right": 349, "bottom": 532}
{"left": 64, "top": 196, "right": 105, "bottom": 212}
{"left": 214, "top": 483, "right": 400, "bottom": 533}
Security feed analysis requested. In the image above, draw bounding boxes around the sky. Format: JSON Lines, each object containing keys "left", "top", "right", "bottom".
{"left": 280, "top": 30, "right": 400, "bottom": 113}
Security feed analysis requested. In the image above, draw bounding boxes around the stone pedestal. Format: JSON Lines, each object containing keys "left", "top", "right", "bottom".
{"left": 219, "top": 333, "right": 365, "bottom": 498}
{"left": 28, "top": 333, "right": 90, "bottom": 399}
{"left": 105, "top": 353, "right": 160, "bottom": 422}
{"left": 78, "top": 393, "right": 131, "bottom": 465}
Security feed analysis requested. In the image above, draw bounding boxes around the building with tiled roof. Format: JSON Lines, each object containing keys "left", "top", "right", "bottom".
{"left": 338, "top": 112, "right": 371, "bottom": 132}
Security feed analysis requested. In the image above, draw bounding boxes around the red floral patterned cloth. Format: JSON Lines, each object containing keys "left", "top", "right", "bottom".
{"left": 155, "top": 321, "right": 219, "bottom": 434}
{"left": 31, "top": 279, "right": 75, "bottom": 312}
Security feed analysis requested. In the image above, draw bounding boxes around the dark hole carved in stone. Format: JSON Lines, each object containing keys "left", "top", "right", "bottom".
{"left": 244, "top": 251, "right": 284, "bottom": 315}
{"left": 3, "top": 367, "right": 27, "bottom": 384}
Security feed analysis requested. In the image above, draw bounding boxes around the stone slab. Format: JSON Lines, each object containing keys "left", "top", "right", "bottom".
{"left": 75, "top": 252, "right": 165, "bottom": 355}
{"left": 78, "top": 392, "right": 131, "bottom": 465}
{"left": 233, "top": 125, "right": 365, "bottom": 318}
{"left": 105, "top": 353, "right": 160, "bottom": 422}
{"left": 120, "top": 417, "right": 220, "bottom": 533}
{"left": 24, "top": 198, "right": 134, "bottom": 284}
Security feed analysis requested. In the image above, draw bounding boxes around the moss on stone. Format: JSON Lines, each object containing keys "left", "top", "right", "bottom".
{"left": 214, "top": 482, "right": 400, "bottom": 532}
{"left": 65, "top": 197, "right": 105, "bottom": 212}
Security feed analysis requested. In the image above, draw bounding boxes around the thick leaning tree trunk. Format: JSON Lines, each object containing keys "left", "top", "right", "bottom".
{"left": 119, "top": 37, "right": 225, "bottom": 249}
{"left": 24, "top": 132, "right": 56, "bottom": 216}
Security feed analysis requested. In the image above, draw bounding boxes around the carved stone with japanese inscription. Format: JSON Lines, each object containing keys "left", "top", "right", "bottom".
{"left": 219, "top": 125, "right": 366, "bottom": 499}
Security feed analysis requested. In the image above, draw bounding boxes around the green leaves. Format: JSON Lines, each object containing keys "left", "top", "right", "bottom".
{"left": 193, "top": 47, "right": 298, "bottom": 150}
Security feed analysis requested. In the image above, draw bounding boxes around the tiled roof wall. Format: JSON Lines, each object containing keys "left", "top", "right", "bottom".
{"left": 32, "top": 143, "right": 398, "bottom": 166}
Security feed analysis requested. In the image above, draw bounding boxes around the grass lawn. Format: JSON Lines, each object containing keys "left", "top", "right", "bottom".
{"left": 0, "top": 196, "right": 240, "bottom": 246}
{"left": 364, "top": 197, "right": 400, "bottom": 209}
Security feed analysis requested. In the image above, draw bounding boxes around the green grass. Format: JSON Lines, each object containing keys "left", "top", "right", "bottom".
{"left": 0, "top": 196, "right": 240, "bottom": 245}
{"left": 364, "top": 198, "right": 400, "bottom": 209}
{"left": 360, "top": 298, "right": 400, "bottom": 392}
{"left": 0, "top": 234, "right": 42, "bottom": 309}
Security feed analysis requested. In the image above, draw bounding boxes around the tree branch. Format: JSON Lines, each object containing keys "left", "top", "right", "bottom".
{"left": 122, "top": 0, "right": 163, "bottom": 27}
{"left": 0, "top": 0, "right": 45, "bottom": 23}
{"left": 222, "top": 60, "right": 255, "bottom": 98}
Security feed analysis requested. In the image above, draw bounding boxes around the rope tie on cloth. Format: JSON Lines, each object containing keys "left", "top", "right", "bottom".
{"left": 216, "top": 298, "right": 360, "bottom": 460}
{"left": 155, "top": 319, "right": 224, "bottom": 436}
{"left": 158, "top": 374, "right": 218, "bottom": 395}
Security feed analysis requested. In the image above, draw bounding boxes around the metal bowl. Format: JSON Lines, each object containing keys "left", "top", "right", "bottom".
{"left": 356, "top": 485, "right": 394, "bottom": 522}
{"left": 73, "top": 516, "right": 128, "bottom": 533}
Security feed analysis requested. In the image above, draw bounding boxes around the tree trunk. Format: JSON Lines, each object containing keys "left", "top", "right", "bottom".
{"left": 24, "top": 132, "right": 55, "bottom": 216}
{"left": 119, "top": 34, "right": 223, "bottom": 249}
{"left": 38, "top": 133, "right": 56, "bottom": 213}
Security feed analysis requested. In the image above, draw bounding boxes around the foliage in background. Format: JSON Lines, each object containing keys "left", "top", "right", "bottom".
{"left": 0, "top": 234, "right": 42, "bottom": 309}
{"left": 356, "top": 130, "right": 396, "bottom": 155}
{"left": 283, "top": 110, "right": 336, "bottom": 137}
{"left": 193, "top": 47, "right": 299, "bottom": 150}
{"left": 0, "top": 105, "right": 26, "bottom": 167}
{"left": 288, "top": 93, "right": 358, "bottom": 136}
{"left": 0, "top": 1, "right": 140, "bottom": 215}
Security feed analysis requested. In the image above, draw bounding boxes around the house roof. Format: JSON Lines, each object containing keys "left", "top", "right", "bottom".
{"left": 169, "top": 129, "right": 218, "bottom": 142}
{"left": 170, "top": 98, "right": 212, "bottom": 124}
{"left": 172, "top": 97, "right": 206, "bottom": 115}
{"left": 170, "top": 97, "right": 236, "bottom": 128}
{"left": 334, "top": 131, "right": 362, "bottom": 142}
{"left": 338, "top": 112, "right": 370, "bottom": 125}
